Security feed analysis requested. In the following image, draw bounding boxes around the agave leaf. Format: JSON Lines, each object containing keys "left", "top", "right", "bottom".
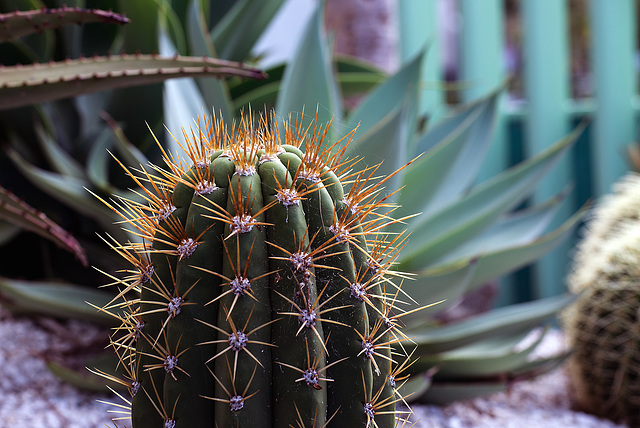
{"left": 335, "top": 54, "right": 386, "bottom": 98}
{"left": 33, "top": 122, "right": 85, "bottom": 179}
{"left": 108, "top": 0, "right": 161, "bottom": 144}
{"left": 413, "top": 329, "right": 547, "bottom": 376}
{"left": 231, "top": 59, "right": 384, "bottom": 115}
{"left": 396, "top": 107, "right": 482, "bottom": 219}
{"left": 401, "top": 206, "right": 583, "bottom": 317}
{"left": 412, "top": 90, "right": 497, "bottom": 155}
{"left": 101, "top": 112, "right": 149, "bottom": 168}
{"left": 397, "top": 372, "right": 433, "bottom": 404}
{"left": 86, "top": 127, "right": 114, "bottom": 192}
{"left": 468, "top": 206, "right": 585, "bottom": 289}
{"left": 0, "top": 221, "right": 20, "bottom": 245}
{"left": 0, "top": 53, "right": 267, "bottom": 110}
{"left": 431, "top": 188, "right": 569, "bottom": 267}
{"left": 346, "top": 47, "right": 423, "bottom": 151}
{"left": 0, "top": 278, "right": 116, "bottom": 326}
{"left": 0, "top": 6, "right": 129, "bottom": 42}
{"left": 276, "top": 4, "right": 341, "bottom": 139}
{"left": 347, "top": 102, "right": 411, "bottom": 192}
{"left": 6, "top": 147, "right": 120, "bottom": 234}
{"left": 402, "top": 258, "right": 478, "bottom": 323}
{"left": 0, "top": 185, "right": 88, "bottom": 264}
{"left": 341, "top": 54, "right": 420, "bottom": 189}
{"left": 404, "top": 293, "right": 575, "bottom": 354}
{"left": 396, "top": 92, "right": 498, "bottom": 218}
{"left": 412, "top": 382, "right": 506, "bottom": 405}
{"left": 186, "top": 0, "right": 232, "bottom": 120}
{"left": 398, "top": 125, "right": 583, "bottom": 271}
{"left": 48, "top": 353, "right": 125, "bottom": 392}
{"left": 210, "top": 0, "right": 285, "bottom": 62}
{"left": 158, "top": 0, "right": 187, "bottom": 55}
{"left": 509, "top": 352, "right": 568, "bottom": 378}
{"left": 160, "top": 30, "right": 209, "bottom": 156}
{"left": 411, "top": 353, "right": 568, "bottom": 404}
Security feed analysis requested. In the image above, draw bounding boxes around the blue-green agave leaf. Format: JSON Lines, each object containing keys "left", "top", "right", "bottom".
{"left": 187, "top": 0, "right": 232, "bottom": 120}
{"left": 0, "top": 278, "right": 115, "bottom": 326}
{"left": 48, "top": 353, "right": 124, "bottom": 392}
{"left": 160, "top": 30, "right": 209, "bottom": 156}
{"left": 0, "top": 221, "right": 20, "bottom": 245}
{"left": 411, "top": 353, "right": 568, "bottom": 404}
{"left": 467, "top": 206, "right": 585, "bottom": 289}
{"left": 210, "top": 0, "right": 285, "bottom": 62}
{"left": 33, "top": 123, "right": 85, "bottom": 179}
{"left": 6, "top": 148, "right": 119, "bottom": 233}
{"left": 86, "top": 127, "right": 115, "bottom": 193}
{"left": 431, "top": 188, "right": 569, "bottom": 266}
{"left": 348, "top": 102, "right": 411, "bottom": 193}
{"left": 402, "top": 258, "right": 478, "bottom": 325}
{"left": 412, "top": 382, "right": 506, "bottom": 405}
{"left": 101, "top": 113, "right": 150, "bottom": 168}
{"left": 276, "top": 5, "right": 341, "bottom": 139}
{"left": 413, "top": 329, "right": 547, "bottom": 377}
{"left": 397, "top": 91, "right": 499, "bottom": 218}
{"left": 404, "top": 293, "right": 575, "bottom": 354}
{"left": 398, "top": 125, "right": 582, "bottom": 271}
{"left": 345, "top": 47, "right": 423, "bottom": 151}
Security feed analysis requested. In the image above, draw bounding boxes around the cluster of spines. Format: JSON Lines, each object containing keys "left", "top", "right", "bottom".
{"left": 97, "top": 112, "right": 418, "bottom": 428}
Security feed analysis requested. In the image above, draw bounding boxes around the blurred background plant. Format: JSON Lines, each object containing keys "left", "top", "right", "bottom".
{"left": 564, "top": 173, "right": 640, "bottom": 427}
{"left": 0, "top": 0, "right": 626, "bottom": 410}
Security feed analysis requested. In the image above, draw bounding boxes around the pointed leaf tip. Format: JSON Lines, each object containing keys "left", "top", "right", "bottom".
{"left": 0, "top": 55, "right": 267, "bottom": 110}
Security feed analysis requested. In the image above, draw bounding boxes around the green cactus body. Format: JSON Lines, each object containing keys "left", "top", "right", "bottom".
{"left": 566, "top": 173, "right": 640, "bottom": 427}
{"left": 106, "top": 114, "right": 412, "bottom": 427}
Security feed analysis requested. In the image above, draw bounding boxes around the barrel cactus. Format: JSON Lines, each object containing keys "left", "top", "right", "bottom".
{"left": 565, "top": 173, "right": 640, "bottom": 426}
{"left": 101, "top": 112, "right": 415, "bottom": 427}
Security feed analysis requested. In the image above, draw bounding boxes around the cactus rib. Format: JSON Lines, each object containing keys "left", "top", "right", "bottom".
{"left": 99, "top": 112, "right": 416, "bottom": 427}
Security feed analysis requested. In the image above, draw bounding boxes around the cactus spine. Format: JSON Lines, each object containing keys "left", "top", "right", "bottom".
{"left": 566, "top": 173, "right": 640, "bottom": 427}
{"left": 101, "top": 113, "right": 414, "bottom": 427}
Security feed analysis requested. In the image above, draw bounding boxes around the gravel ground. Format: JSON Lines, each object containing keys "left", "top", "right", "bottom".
{"left": 0, "top": 306, "right": 626, "bottom": 428}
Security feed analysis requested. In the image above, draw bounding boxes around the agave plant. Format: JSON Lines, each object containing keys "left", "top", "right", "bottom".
{"left": 0, "top": 1, "right": 582, "bottom": 405}
{"left": 0, "top": 2, "right": 267, "bottom": 320}
{"left": 208, "top": 4, "right": 584, "bottom": 402}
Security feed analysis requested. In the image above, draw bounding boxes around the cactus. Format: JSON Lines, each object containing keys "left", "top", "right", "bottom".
{"left": 567, "top": 173, "right": 640, "bottom": 293}
{"left": 565, "top": 173, "right": 640, "bottom": 427}
{"left": 100, "top": 112, "right": 415, "bottom": 428}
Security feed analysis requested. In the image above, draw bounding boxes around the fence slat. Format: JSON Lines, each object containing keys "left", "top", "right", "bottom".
{"left": 521, "top": 0, "right": 572, "bottom": 299}
{"left": 398, "top": 0, "right": 444, "bottom": 119}
{"left": 589, "top": 0, "right": 638, "bottom": 196}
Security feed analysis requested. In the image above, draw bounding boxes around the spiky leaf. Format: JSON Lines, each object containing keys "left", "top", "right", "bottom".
{"left": 0, "top": 54, "right": 267, "bottom": 110}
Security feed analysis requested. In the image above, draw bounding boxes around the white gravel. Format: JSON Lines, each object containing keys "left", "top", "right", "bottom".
{"left": 0, "top": 306, "right": 626, "bottom": 428}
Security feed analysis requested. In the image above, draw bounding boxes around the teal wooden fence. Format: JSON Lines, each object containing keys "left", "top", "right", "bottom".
{"left": 398, "top": 0, "right": 638, "bottom": 304}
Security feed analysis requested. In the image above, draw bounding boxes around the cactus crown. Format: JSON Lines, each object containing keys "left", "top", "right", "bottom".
{"left": 99, "top": 112, "right": 416, "bottom": 428}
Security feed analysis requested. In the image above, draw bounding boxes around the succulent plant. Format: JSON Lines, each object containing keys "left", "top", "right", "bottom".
{"left": 0, "top": 0, "right": 584, "bottom": 406}
{"left": 98, "top": 111, "right": 417, "bottom": 427}
{"left": 568, "top": 173, "right": 640, "bottom": 294}
{"left": 565, "top": 173, "right": 640, "bottom": 427}
{"left": 0, "top": 2, "right": 267, "bottom": 323}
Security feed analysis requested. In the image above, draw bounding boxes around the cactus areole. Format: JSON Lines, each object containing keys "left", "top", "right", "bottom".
{"left": 103, "top": 113, "right": 413, "bottom": 427}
